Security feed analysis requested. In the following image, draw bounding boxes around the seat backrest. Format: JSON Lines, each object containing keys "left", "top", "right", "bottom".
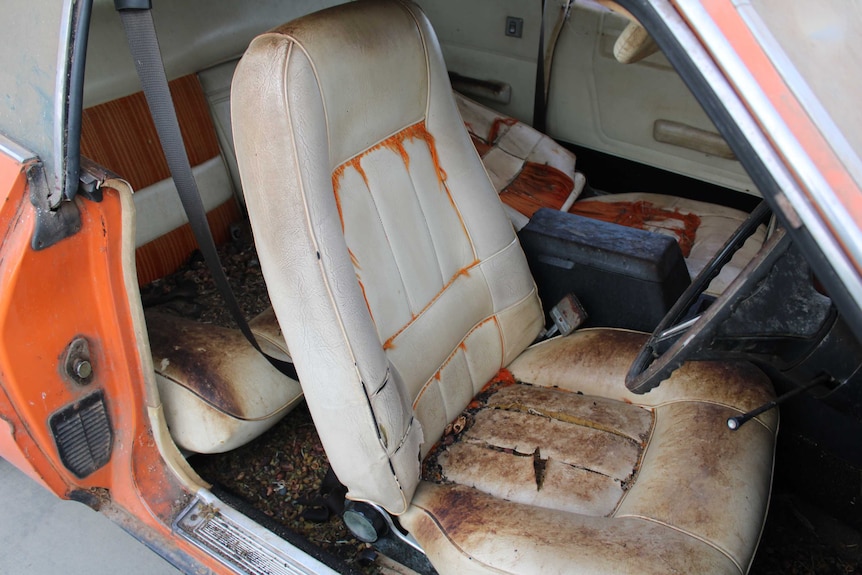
{"left": 232, "top": 0, "right": 543, "bottom": 513}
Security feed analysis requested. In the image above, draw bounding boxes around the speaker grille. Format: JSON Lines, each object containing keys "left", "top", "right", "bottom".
{"left": 50, "top": 391, "right": 113, "bottom": 478}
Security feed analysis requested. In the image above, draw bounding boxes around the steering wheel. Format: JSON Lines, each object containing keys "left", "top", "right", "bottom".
{"left": 625, "top": 201, "right": 783, "bottom": 394}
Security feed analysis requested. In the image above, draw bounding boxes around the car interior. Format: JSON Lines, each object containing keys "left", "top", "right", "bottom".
{"left": 75, "top": 0, "right": 862, "bottom": 573}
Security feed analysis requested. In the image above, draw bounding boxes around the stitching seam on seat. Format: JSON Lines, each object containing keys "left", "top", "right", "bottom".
{"left": 614, "top": 514, "right": 745, "bottom": 575}
{"left": 610, "top": 406, "right": 656, "bottom": 516}
{"left": 382, "top": 256, "right": 481, "bottom": 351}
{"left": 283, "top": 32, "right": 413, "bottom": 509}
{"left": 154, "top": 372, "right": 299, "bottom": 421}
{"left": 401, "top": 138, "right": 449, "bottom": 289}
{"left": 412, "top": 316, "right": 500, "bottom": 410}
{"left": 288, "top": 39, "right": 365, "bottom": 380}
{"left": 409, "top": 505, "right": 514, "bottom": 575}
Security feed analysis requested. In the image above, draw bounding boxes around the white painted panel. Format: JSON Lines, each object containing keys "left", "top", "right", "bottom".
{"left": 132, "top": 156, "right": 234, "bottom": 247}
{"left": 545, "top": 4, "right": 758, "bottom": 194}
{"left": 415, "top": 0, "right": 541, "bottom": 123}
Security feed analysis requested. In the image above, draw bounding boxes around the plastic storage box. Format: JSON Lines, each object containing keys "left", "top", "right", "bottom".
{"left": 518, "top": 208, "right": 691, "bottom": 332}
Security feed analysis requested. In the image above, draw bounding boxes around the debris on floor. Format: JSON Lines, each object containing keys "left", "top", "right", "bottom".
{"left": 143, "top": 227, "right": 861, "bottom": 575}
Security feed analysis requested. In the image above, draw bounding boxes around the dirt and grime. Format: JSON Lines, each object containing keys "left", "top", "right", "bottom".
{"left": 143, "top": 231, "right": 861, "bottom": 575}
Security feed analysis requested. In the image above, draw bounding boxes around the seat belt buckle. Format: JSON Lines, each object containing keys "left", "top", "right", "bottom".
{"left": 543, "top": 293, "right": 587, "bottom": 338}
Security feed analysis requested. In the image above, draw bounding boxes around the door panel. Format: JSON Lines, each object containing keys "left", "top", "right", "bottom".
{"left": 415, "top": 0, "right": 541, "bottom": 123}
{"left": 419, "top": 0, "right": 757, "bottom": 195}
{"left": 546, "top": 4, "right": 758, "bottom": 194}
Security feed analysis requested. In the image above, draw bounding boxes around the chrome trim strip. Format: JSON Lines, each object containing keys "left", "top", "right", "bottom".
{"left": 733, "top": 2, "right": 862, "bottom": 190}
{"left": 53, "top": 0, "right": 76, "bottom": 208}
{"left": 367, "top": 502, "right": 425, "bottom": 555}
{"left": 666, "top": 0, "right": 862, "bottom": 311}
{"left": 0, "top": 133, "right": 37, "bottom": 164}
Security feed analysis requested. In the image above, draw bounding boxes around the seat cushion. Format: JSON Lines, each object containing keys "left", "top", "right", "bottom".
{"left": 401, "top": 328, "right": 777, "bottom": 575}
{"left": 147, "top": 312, "right": 303, "bottom": 453}
{"left": 454, "top": 93, "right": 765, "bottom": 295}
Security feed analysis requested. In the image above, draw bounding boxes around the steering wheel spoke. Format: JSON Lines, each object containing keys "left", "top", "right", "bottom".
{"left": 626, "top": 201, "right": 776, "bottom": 393}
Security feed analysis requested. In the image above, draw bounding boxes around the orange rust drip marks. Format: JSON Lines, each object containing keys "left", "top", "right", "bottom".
{"left": 331, "top": 157, "right": 370, "bottom": 232}
{"left": 487, "top": 116, "right": 518, "bottom": 145}
{"left": 469, "top": 134, "right": 493, "bottom": 157}
{"left": 356, "top": 275, "right": 374, "bottom": 324}
{"left": 465, "top": 369, "right": 518, "bottom": 410}
{"left": 409, "top": 370, "right": 516, "bottom": 443}
{"left": 463, "top": 116, "right": 518, "bottom": 154}
{"left": 348, "top": 248, "right": 361, "bottom": 270}
{"left": 383, "top": 259, "right": 480, "bottom": 351}
{"left": 411, "top": 317, "right": 502, "bottom": 410}
{"left": 331, "top": 121, "right": 451, "bottom": 231}
{"left": 570, "top": 200, "right": 702, "bottom": 257}
{"left": 499, "top": 162, "right": 575, "bottom": 218}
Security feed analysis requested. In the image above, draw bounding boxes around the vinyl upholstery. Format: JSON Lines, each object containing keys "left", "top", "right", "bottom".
{"left": 146, "top": 310, "right": 303, "bottom": 454}
{"left": 82, "top": 74, "right": 301, "bottom": 454}
{"left": 453, "top": 93, "right": 766, "bottom": 296}
{"left": 232, "top": 1, "right": 776, "bottom": 573}
{"left": 578, "top": 192, "right": 767, "bottom": 295}
{"left": 233, "top": 0, "right": 543, "bottom": 513}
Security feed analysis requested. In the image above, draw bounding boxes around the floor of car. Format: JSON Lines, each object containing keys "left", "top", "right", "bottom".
{"left": 567, "top": 144, "right": 763, "bottom": 213}
{"left": 143, "top": 218, "right": 861, "bottom": 575}
{"left": 193, "top": 407, "right": 371, "bottom": 573}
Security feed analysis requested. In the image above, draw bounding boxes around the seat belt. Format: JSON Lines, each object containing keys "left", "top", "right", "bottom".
{"left": 533, "top": 0, "right": 547, "bottom": 133}
{"left": 114, "top": 0, "right": 299, "bottom": 382}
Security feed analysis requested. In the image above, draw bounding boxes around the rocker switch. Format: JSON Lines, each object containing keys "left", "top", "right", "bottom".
{"left": 506, "top": 16, "right": 523, "bottom": 38}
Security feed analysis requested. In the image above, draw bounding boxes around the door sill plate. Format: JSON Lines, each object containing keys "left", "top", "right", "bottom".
{"left": 175, "top": 490, "right": 338, "bottom": 575}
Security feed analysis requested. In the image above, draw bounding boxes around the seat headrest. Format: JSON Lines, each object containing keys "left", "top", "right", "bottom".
{"left": 251, "top": 0, "right": 429, "bottom": 168}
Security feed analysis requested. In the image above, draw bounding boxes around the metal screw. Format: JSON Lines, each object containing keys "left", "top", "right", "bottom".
{"left": 64, "top": 337, "right": 94, "bottom": 384}
{"left": 73, "top": 359, "right": 93, "bottom": 380}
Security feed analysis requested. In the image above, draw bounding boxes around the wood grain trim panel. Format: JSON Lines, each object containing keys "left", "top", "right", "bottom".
{"left": 80, "top": 74, "right": 221, "bottom": 191}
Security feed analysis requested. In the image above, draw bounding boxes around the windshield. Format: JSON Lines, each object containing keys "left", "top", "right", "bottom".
{"left": 748, "top": 0, "right": 862, "bottom": 184}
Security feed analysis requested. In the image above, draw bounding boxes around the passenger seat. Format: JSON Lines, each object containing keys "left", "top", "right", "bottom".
{"left": 80, "top": 74, "right": 302, "bottom": 453}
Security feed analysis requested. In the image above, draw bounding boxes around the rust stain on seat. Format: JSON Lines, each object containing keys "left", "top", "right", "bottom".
{"left": 410, "top": 325, "right": 505, "bottom": 411}
{"left": 331, "top": 120, "right": 480, "bottom": 349}
{"left": 487, "top": 117, "right": 519, "bottom": 145}
{"left": 499, "top": 162, "right": 575, "bottom": 217}
{"left": 331, "top": 121, "right": 450, "bottom": 232}
{"left": 382, "top": 260, "right": 479, "bottom": 351}
{"left": 146, "top": 312, "right": 248, "bottom": 418}
{"left": 422, "top": 370, "right": 653, "bottom": 517}
{"left": 570, "top": 199, "right": 702, "bottom": 257}
{"left": 465, "top": 115, "right": 519, "bottom": 151}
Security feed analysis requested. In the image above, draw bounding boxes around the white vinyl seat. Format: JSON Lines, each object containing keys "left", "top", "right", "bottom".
{"left": 146, "top": 309, "right": 302, "bottom": 454}
{"left": 231, "top": 1, "right": 777, "bottom": 573}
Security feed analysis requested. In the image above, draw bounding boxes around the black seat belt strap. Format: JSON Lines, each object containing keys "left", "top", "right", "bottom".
{"left": 115, "top": 1, "right": 299, "bottom": 381}
{"left": 533, "top": 0, "right": 547, "bottom": 133}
